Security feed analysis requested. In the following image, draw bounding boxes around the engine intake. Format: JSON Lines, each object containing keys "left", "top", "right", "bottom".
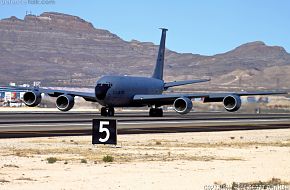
{"left": 223, "top": 95, "right": 241, "bottom": 112}
{"left": 173, "top": 97, "right": 193, "bottom": 114}
{"left": 56, "top": 95, "right": 75, "bottom": 112}
{"left": 23, "top": 91, "right": 42, "bottom": 107}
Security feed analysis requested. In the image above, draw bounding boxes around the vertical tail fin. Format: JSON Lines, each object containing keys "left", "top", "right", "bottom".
{"left": 152, "top": 28, "right": 167, "bottom": 80}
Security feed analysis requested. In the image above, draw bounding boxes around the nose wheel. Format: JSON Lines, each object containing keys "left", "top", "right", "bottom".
{"left": 149, "top": 108, "right": 163, "bottom": 117}
{"left": 101, "top": 107, "right": 115, "bottom": 117}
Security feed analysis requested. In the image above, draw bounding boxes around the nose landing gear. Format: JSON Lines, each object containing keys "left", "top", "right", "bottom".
{"left": 149, "top": 108, "right": 163, "bottom": 117}
{"left": 100, "top": 107, "right": 115, "bottom": 117}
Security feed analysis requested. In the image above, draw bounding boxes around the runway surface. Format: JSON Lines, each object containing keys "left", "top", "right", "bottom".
{"left": 0, "top": 111, "right": 290, "bottom": 138}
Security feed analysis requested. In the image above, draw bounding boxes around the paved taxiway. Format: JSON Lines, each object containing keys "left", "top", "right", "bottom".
{"left": 0, "top": 111, "right": 290, "bottom": 138}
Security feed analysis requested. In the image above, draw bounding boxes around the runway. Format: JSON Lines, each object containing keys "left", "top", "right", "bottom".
{"left": 0, "top": 111, "right": 290, "bottom": 138}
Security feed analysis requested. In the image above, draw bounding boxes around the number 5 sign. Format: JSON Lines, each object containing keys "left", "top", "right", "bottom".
{"left": 92, "top": 119, "right": 117, "bottom": 145}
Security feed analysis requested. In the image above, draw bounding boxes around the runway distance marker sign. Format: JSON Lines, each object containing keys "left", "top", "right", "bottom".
{"left": 92, "top": 119, "right": 117, "bottom": 145}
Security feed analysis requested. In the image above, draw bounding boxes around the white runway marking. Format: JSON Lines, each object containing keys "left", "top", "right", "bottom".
{"left": 121, "top": 119, "right": 290, "bottom": 125}
{"left": 0, "top": 123, "right": 90, "bottom": 128}
{"left": 0, "top": 119, "right": 289, "bottom": 128}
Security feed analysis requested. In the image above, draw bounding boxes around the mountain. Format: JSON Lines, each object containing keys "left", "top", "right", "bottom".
{"left": 0, "top": 12, "right": 289, "bottom": 90}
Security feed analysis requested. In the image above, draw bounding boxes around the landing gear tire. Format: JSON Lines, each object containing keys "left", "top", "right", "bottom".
{"left": 101, "top": 107, "right": 108, "bottom": 116}
{"left": 101, "top": 107, "right": 115, "bottom": 117}
{"left": 149, "top": 108, "right": 163, "bottom": 117}
{"left": 108, "top": 107, "right": 115, "bottom": 117}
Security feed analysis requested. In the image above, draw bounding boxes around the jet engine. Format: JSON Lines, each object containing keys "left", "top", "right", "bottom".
{"left": 223, "top": 95, "right": 241, "bottom": 112}
{"left": 173, "top": 97, "right": 193, "bottom": 114}
{"left": 23, "top": 91, "right": 42, "bottom": 107}
{"left": 56, "top": 95, "right": 75, "bottom": 112}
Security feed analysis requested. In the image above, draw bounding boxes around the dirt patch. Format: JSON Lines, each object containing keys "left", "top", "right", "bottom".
{"left": 0, "top": 129, "right": 289, "bottom": 189}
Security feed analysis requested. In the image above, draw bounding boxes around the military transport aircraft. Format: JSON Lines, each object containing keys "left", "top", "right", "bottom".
{"left": 9, "top": 28, "right": 286, "bottom": 116}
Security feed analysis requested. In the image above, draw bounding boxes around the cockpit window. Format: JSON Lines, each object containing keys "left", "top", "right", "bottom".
{"left": 95, "top": 82, "right": 112, "bottom": 100}
{"left": 97, "top": 83, "right": 112, "bottom": 87}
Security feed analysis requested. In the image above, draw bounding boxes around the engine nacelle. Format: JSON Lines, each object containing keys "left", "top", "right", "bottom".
{"left": 23, "top": 91, "right": 42, "bottom": 107}
{"left": 173, "top": 97, "right": 193, "bottom": 114}
{"left": 223, "top": 95, "right": 242, "bottom": 112}
{"left": 56, "top": 95, "right": 75, "bottom": 112}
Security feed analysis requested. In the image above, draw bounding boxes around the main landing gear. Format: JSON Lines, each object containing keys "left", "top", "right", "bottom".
{"left": 101, "top": 107, "right": 115, "bottom": 117}
{"left": 149, "top": 108, "right": 163, "bottom": 117}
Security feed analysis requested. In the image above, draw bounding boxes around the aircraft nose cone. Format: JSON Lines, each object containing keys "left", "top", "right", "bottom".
{"left": 95, "top": 85, "right": 110, "bottom": 100}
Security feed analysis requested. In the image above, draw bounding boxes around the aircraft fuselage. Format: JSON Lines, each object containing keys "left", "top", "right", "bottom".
{"left": 95, "top": 76, "right": 164, "bottom": 107}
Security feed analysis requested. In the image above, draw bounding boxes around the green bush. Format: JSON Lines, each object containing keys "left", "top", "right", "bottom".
{"left": 103, "top": 155, "right": 114, "bottom": 162}
{"left": 47, "top": 157, "right": 57, "bottom": 164}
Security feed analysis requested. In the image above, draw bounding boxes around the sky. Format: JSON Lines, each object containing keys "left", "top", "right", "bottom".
{"left": 0, "top": 0, "right": 289, "bottom": 55}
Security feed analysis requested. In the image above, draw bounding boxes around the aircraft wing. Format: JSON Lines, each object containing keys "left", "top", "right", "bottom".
{"left": 6, "top": 86, "right": 97, "bottom": 102}
{"left": 0, "top": 86, "right": 24, "bottom": 91}
{"left": 164, "top": 79, "right": 210, "bottom": 89}
{"left": 134, "top": 93, "right": 209, "bottom": 104}
{"left": 39, "top": 88, "right": 97, "bottom": 102}
{"left": 133, "top": 90, "right": 287, "bottom": 105}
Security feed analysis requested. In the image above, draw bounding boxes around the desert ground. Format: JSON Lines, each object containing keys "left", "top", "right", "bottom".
{"left": 0, "top": 129, "right": 289, "bottom": 190}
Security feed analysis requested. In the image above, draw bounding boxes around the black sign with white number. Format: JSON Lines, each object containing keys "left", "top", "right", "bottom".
{"left": 92, "top": 119, "right": 117, "bottom": 145}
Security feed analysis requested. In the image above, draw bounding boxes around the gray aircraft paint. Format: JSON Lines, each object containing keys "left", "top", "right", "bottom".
{"left": 94, "top": 28, "right": 168, "bottom": 107}
{"left": 10, "top": 28, "right": 287, "bottom": 115}
{"left": 96, "top": 76, "right": 164, "bottom": 107}
{"left": 152, "top": 28, "right": 167, "bottom": 80}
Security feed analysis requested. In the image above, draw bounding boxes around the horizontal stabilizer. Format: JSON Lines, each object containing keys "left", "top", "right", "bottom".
{"left": 164, "top": 79, "right": 210, "bottom": 89}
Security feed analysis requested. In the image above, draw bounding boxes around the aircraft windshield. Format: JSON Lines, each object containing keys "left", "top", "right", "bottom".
{"left": 95, "top": 83, "right": 112, "bottom": 100}
{"left": 97, "top": 83, "right": 112, "bottom": 87}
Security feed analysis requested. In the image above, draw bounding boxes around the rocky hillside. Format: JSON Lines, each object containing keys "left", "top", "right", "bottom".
{"left": 0, "top": 12, "right": 289, "bottom": 90}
